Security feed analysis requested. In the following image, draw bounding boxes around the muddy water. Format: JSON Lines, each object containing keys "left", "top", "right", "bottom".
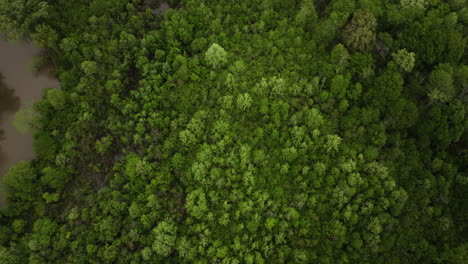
{"left": 148, "top": 0, "right": 171, "bottom": 16}
{"left": 153, "top": 1, "right": 170, "bottom": 15}
{"left": 0, "top": 38, "right": 59, "bottom": 206}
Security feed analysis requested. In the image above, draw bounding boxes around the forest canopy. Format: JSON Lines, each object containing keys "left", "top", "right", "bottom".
{"left": 0, "top": 0, "right": 467, "bottom": 263}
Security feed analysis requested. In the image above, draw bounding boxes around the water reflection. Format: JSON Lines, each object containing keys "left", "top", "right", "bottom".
{"left": 0, "top": 72, "right": 20, "bottom": 166}
{"left": 0, "top": 73, "right": 20, "bottom": 115}
{"left": 0, "top": 72, "right": 20, "bottom": 206}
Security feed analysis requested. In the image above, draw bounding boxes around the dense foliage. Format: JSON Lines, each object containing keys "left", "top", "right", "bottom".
{"left": 0, "top": 0, "right": 467, "bottom": 263}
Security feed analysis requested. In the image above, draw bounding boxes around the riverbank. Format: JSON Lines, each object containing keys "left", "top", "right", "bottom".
{"left": 0, "top": 38, "right": 59, "bottom": 206}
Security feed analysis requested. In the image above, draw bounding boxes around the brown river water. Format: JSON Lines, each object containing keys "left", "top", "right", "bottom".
{"left": 0, "top": 38, "right": 59, "bottom": 206}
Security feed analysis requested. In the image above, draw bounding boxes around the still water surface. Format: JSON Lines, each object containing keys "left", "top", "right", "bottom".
{"left": 0, "top": 38, "right": 59, "bottom": 205}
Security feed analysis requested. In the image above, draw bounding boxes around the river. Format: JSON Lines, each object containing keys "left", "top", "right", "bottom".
{"left": 0, "top": 38, "right": 59, "bottom": 206}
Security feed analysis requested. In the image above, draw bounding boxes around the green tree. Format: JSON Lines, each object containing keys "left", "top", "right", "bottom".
{"left": 330, "top": 74, "right": 350, "bottom": 99}
{"left": 295, "top": 0, "right": 318, "bottom": 30}
{"left": 366, "top": 70, "right": 403, "bottom": 110}
{"left": 3, "top": 161, "right": 37, "bottom": 202}
{"left": 330, "top": 44, "right": 350, "bottom": 74}
{"left": 428, "top": 68, "right": 456, "bottom": 99}
{"left": 40, "top": 167, "right": 69, "bottom": 190}
{"left": 343, "top": 9, "right": 377, "bottom": 52}
{"left": 0, "top": 0, "right": 48, "bottom": 39}
{"left": 446, "top": 31, "right": 466, "bottom": 63}
{"left": 0, "top": 247, "right": 21, "bottom": 264}
{"left": 31, "top": 24, "right": 58, "bottom": 50}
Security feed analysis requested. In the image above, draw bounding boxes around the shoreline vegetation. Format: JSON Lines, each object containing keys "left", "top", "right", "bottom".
{"left": 0, "top": 0, "right": 467, "bottom": 263}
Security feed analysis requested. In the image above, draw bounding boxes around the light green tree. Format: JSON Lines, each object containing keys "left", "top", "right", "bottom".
{"left": 152, "top": 220, "right": 177, "bottom": 256}
{"left": 205, "top": 43, "right": 228, "bottom": 68}
{"left": 81, "top": 61, "right": 98, "bottom": 75}
{"left": 392, "top": 49, "right": 415, "bottom": 72}
{"left": 428, "top": 89, "right": 449, "bottom": 103}
{"left": 325, "top": 135, "right": 342, "bottom": 153}
{"left": 237, "top": 93, "right": 253, "bottom": 111}
{"left": 47, "top": 89, "right": 66, "bottom": 110}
